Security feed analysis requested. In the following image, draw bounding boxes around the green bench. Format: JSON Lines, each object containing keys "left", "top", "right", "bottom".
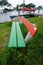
{"left": 8, "top": 22, "right": 26, "bottom": 48}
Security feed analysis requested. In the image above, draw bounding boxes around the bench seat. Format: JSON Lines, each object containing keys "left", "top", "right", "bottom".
{"left": 8, "top": 22, "right": 25, "bottom": 48}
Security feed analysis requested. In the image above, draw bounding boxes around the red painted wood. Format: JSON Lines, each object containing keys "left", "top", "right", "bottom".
{"left": 20, "top": 16, "right": 38, "bottom": 37}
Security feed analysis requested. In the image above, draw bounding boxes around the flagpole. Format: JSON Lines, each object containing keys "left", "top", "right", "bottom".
{"left": 23, "top": 0, "right": 25, "bottom": 4}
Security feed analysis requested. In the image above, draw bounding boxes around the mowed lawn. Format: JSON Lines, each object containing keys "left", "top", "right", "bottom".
{"left": 0, "top": 17, "right": 43, "bottom": 65}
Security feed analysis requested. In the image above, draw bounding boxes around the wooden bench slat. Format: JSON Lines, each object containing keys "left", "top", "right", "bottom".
{"left": 8, "top": 22, "right": 17, "bottom": 47}
{"left": 20, "top": 16, "right": 38, "bottom": 37}
{"left": 16, "top": 22, "right": 26, "bottom": 47}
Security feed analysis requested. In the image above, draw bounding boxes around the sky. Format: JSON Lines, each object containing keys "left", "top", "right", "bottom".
{"left": 7, "top": 0, "right": 43, "bottom": 7}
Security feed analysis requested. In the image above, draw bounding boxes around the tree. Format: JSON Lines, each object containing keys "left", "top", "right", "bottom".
{"left": 0, "top": 0, "right": 11, "bottom": 6}
{"left": 16, "top": 4, "right": 20, "bottom": 15}
{"left": 26, "top": 3, "right": 35, "bottom": 8}
{"left": 20, "top": 3, "right": 25, "bottom": 7}
{"left": 20, "top": 3, "right": 35, "bottom": 9}
{"left": 7, "top": 3, "right": 11, "bottom": 7}
{"left": 37, "top": 6, "right": 42, "bottom": 13}
{"left": 16, "top": 4, "right": 19, "bottom": 11}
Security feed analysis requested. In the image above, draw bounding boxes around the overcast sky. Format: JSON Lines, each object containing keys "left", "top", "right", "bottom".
{"left": 7, "top": 0, "right": 43, "bottom": 7}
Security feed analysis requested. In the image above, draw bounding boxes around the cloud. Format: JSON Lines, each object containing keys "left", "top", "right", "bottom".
{"left": 7, "top": 0, "right": 43, "bottom": 7}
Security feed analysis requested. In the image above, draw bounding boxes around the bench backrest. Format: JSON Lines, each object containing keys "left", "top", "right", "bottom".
{"left": 20, "top": 16, "right": 38, "bottom": 37}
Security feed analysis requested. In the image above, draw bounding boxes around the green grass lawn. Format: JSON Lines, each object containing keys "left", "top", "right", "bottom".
{"left": 0, "top": 17, "right": 43, "bottom": 65}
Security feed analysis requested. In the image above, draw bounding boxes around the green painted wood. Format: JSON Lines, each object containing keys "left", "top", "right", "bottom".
{"left": 8, "top": 22, "right": 17, "bottom": 47}
{"left": 16, "top": 22, "right": 26, "bottom": 47}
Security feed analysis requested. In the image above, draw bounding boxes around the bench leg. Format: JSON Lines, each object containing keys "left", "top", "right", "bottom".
{"left": 25, "top": 32, "right": 32, "bottom": 43}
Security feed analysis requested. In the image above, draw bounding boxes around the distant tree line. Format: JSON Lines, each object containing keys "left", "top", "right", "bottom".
{"left": 16, "top": 3, "right": 42, "bottom": 14}
{"left": 20, "top": 3, "right": 35, "bottom": 8}
{"left": 0, "top": 0, "right": 42, "bottom": 13}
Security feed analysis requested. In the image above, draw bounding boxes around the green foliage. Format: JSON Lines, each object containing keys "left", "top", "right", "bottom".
{"left": 16, "top": 4, "right": 20, "bottom": 11}
{"left": 0, "top": 0, "right": 11, "bottom": 5}
{"left": 20, "top": 3, "right": 26, "bottom": 7}
{"left": 0, "top": 17, "right": 43, "bottom": 65}
{"left": 16, "top": 4, "right": 20, "bottom": 15}
{"left": 26, "top": 3, "right": 35, "bottom": 8}
{"left": 37, "top": 6, "right": 42, "bottom": 9}
{"left": 7, "top": 3, "right": 11, "bottom": 6}
{"left": 37, "top": 6, "right": 42, "bottom": 13}
{"left": 19, "top": 3, "right": 35, "bottom": 9}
